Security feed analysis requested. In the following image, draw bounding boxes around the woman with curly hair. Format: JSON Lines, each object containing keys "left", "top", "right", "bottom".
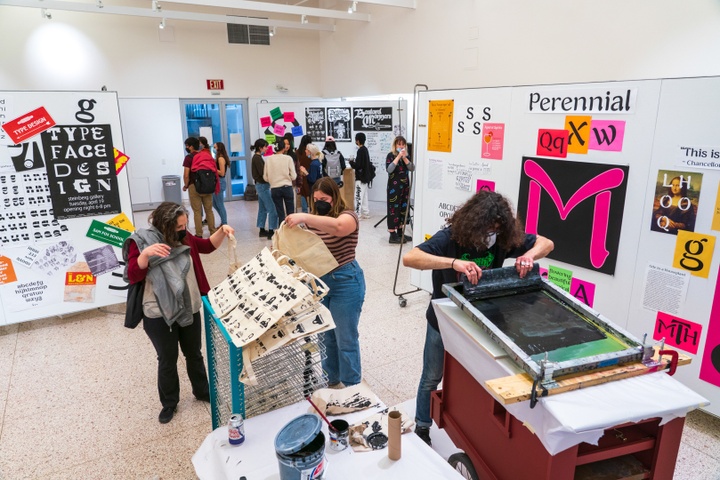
{"left": 402, "top": 190, "right": 553, "bottom": 446}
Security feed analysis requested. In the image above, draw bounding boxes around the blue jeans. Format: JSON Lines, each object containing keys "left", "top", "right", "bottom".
{"left": 212, "top": 176, "right": 228, "bottom": 225}
{"left": 271, "top": 185, "right": 295, "bottom": 223}
{"left": 320, "top": 260, "right": 365, "bottom": 386}
{"left": 256, "top": 183, "right": 278, "bottom": 230}
{"left": 415, "top": 323, "right": 444, "bottom": 427}
{"left": 300, "top": 195, "right": 309, "bottom": 213}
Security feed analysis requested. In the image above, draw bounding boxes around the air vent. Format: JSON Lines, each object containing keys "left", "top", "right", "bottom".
{"left": 227, "top": 19, "right": 270, "bottom": 45}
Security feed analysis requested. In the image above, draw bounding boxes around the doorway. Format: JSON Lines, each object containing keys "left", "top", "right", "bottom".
{"left": 181, "top": 99, "right": 251, "bottom": 200}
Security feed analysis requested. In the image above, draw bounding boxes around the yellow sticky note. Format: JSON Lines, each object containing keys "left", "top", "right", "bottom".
{"left": 673, "top": 230, "right": 716, "bottom": 278}
{"left": 711, "top": 182, "right": 720, "bottom": 232}
{"left": 107, "top": 212, "right": 135, "bottom": 232}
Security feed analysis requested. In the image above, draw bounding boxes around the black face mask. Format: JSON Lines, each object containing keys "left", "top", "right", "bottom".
{"left": 315, "top": 200, "right": 332, "bottom": 216}
{"left": 185, "top": 147, "right": 191, "bottom": 154}
{"left": 176, "top": 229, "right": 187, "bottom": 242}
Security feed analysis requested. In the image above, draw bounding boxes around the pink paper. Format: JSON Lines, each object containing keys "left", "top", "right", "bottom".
{"left": 700, "top": 267, "right": 720, "bottom": 387}
{"left": 265, "top": 145, "right": 274, "bottom": 155}
{"left": 283, "top": 112, "right": 295, "bottom": 123}
{"left": 569, "top": 277, "right": 595, "bottom": 308}
{"left": 654, "top": 312, "right": 702, "bottom": 355}
{"left": 476, "top": 180, "right": 495, "bottom": 192}
{"left": 260, "top": 116, "right": 272, "bottom": 128}
{"left": 588, "top": 120, "right": 625, "bottom": 152}
{"left": 481, "top": 123, "right": 505, "bottom": 160}
{"left": 536, "top": 129, "right": 568, "bottom": 158}
{"left": 274, "top": 123, "right": 286, "bottom": 136}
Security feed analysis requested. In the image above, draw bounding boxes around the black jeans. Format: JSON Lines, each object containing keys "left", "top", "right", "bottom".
{"left": 143, "top": 311, "right": 209, "bottom": 409}
{"left": 271, "top": 185, "right": 295, "bottom": 223}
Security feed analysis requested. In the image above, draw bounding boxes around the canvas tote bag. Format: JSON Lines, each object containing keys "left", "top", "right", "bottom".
{"left": 272, "top": 221, "right": 339, "bottom": 278}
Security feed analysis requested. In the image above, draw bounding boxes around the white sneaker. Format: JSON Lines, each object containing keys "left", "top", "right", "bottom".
{"left": 360, "top": 214, "right": 371, "bottom": 219}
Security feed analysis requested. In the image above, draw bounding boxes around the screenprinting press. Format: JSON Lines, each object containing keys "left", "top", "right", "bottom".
{"left": 430, "top": 265, "right": 708, "bottom": 480}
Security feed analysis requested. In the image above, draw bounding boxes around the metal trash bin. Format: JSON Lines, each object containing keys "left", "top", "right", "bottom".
{"left": 162, "top": 175, "right": 182, "bottom": 205}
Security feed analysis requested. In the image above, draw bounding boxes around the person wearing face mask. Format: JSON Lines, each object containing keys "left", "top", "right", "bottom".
{"left": 402, "top": 190, "right": 553, "bottom": 446}
{"left": 285, "top": 177, "right": 366, "bottom": 388}
{"left": 123, "top": 202, "right": 235, "bottom": 424}
{"left": 386, "top": 136, "right": 415, "bottom": 244}
{"left": 305, "top": 143, "right": 324, "bottom": 190}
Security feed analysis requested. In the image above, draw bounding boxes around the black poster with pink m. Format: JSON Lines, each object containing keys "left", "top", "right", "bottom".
{"left": 517, "top": 156, "right": 629, "bottom": 275}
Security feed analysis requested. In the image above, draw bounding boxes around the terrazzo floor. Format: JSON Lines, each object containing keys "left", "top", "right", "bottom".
{"left": 0, "top": 199, "right": 719, "bottom": 479}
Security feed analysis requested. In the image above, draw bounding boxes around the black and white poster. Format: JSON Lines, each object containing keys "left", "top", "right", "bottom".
{"left": 353, "top": 107, "right": 393, "bottom": 132}
{"left": 305, "top": 107, "right": 326, "bottom": 142}
{"left": 326, "top": 107, "right": 352, "bottom": 142}
{"left": 41, "top": 124, "right": 121, "bottom": 219}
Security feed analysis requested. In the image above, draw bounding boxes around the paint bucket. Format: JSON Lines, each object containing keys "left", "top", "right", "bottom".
{"left": 275, "top": 414, "right": 327, "bottom": 480}
{"left": 328, "top": 419, "right": 349, "bottom": 451}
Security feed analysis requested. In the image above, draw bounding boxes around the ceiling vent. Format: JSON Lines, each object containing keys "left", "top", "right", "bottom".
{"left": 227, "top": 19, "right": 270, "bottom": 45}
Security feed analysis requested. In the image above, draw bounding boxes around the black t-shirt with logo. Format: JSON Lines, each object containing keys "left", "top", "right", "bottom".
{"left": 417, "top": 226, "right": 537, "bottom": 330}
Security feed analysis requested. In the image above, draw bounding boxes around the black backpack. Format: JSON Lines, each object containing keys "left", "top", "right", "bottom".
{"left": 367, "top": 162, "right": 377, "bottom": 185}
{"left": 194, "top": 170, "right": 216, "bottom": 194}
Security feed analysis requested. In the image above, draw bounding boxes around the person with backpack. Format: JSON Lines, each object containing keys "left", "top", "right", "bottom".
{"left": 182, "top": 137, "right": 217, "bottom": 237}
{"left": 322, "top": 135, "right": 346, "bottom": 187}
{"left": 386, "top": 136, "right": 415, "bottom": 244}
{"left": 349, "top": 132, "right": 374, "bottom": 219}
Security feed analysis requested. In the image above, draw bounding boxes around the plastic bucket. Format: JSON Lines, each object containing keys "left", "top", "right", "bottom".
{"left": 275, "top": 414, "right": 327, "bottom": 480}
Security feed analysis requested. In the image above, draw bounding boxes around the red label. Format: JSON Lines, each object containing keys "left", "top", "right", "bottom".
{"left": 2, "top": 106, "right": 56, "bottom": 145}
{"left": 65, "top": 272, "right": 97, "bottom": 286}
{"left": 536, "top": 128, "right": 569, "bottom": 158}
{"left": 206, "top": 79, "right": 224, "bottom": 90}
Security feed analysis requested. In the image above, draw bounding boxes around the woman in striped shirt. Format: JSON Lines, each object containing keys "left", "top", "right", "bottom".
{"left": 285, "top": 177, "right": 366, "bottom": 387}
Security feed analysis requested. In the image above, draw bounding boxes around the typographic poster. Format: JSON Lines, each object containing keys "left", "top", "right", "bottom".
{"left": 518, "top": 156, "right": 629, "bottom": 275}
{"left": 538, "top": 266, "right": 596, "bottom": 308}
{"left": 672, "top": 230, "right": 715, "bottom": 278}
{"left": 327, "top": 107, "right": 351, "bottom": 142}
{"left": 700, "top": 267, "right": 720, "bottom": 388}
{"left": 653, "top": 312, "right": 702, "bottom": 355}
{"left": 305, "top": 107, "right": 326, "bottom": 142}
{"left": 427, "top": 100, "right": 454, "bottom": 153}
{"left": 41, "top": 124, "right": 121, "bottom": 219}
{"left": 352, "top": 107, "right": 393, "bottom": 132}
{"left": 83, "top": 244, "right": 120, "bottom": 276}
{"left": 649, "top": 169, "right": 702, "bottom": 235}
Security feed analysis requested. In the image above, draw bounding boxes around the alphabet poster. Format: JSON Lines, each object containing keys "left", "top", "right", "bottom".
{"left": 517, "top": 156, "right": 629, "bottom": 275}
{"left": 305, "top": 107, "right": 326, "bottom": 141}
{"left": 326, "top": 107, "right": 351, "bottom": 142}
{"left": 649, "top": 169, "right": 702, "bottom": 235}
{"left": 352, "top": 107, "right": 393, "bottom": 132}
{"left": 0, "top": 91, "right": 133, "bottom": 326}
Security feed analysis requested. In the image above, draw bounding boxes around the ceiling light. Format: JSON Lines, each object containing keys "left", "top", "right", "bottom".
{"left": 351, "top": 1, "right": 358, "bottom": 13}
{"left": 41, "top": 8, "right": 52, "bottom": 19}
{"left": 151, "top": 0, "right": 161, "bottom": 12}
{"left": 269, "top": 27, "right": 276, "bottom": 37}
{"left": 159, "top": 18, "right": 166, "bottom": 29}
{"left": 301, "top": 15, "right": 308, "bottom": 24}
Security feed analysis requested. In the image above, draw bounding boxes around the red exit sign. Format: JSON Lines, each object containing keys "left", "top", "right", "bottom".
{"left": 207, "top": 79, "right": 224, "bottom": 90}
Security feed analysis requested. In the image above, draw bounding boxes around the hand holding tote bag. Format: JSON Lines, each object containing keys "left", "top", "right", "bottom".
{"left": 272, "top": 221, "right": 339, "bottom": 278}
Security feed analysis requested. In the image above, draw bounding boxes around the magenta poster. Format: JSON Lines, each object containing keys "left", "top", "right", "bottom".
{"left": 476, "top": 179, "right": 495, "bottom": 192}
{"left": 654, "top": 312, "right": 702, "bottom": 355}
{"left": 481, "top": 123, "right": 505, "bottom": 160}
{"left": 700, "top": 267, "right": 720, "bottom": 387}
{"left": 517, "top": 156, "right": 629, "bottom": 275}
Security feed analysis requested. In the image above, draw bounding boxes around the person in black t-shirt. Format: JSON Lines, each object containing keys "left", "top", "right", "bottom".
{"left": 402, "top": 190, "right": 554, "bottom": 446}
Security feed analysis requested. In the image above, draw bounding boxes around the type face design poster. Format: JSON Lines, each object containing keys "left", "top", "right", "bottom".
{"left": 650, "top": 169, "right": 702, "bottom": 235}
{"left": 517, "top": 156, "right": 629, "bottom": 275}
{"left": 305, "top": 107, "right": 326, "bottom": 142}
{"left": 352, "top": 107, "right": 393, "bottom": 132}
{"left": 326, "top": 107, "right": 351, "bottom": 142}
{"left": 41, "top": 124, "right": 121, "bottom": 219}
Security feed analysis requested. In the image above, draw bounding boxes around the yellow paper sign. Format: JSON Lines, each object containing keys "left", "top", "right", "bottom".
{"left": 0, "top": 256, "right": 18, "bottom": 284}
{"left": 711, "top": 182, "right": 720, "bottom": 231}
{"left": 673, "top": 230, "right": 716, "bottom": 278}
{"left": 565, "top": 115, "right": 592, "bottom": 154}
{"left": 427, "top": 100, "right": 454, "bottom": 153}
{"left": 107, "top": 212, "right": 135, "bottom": 232}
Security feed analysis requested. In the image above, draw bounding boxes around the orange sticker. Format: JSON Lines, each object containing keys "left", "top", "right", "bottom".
{"left": 114, "top": 148, "right": 130, "bottom": 175}
{"left": 0, "top": 256, "right": 18, "bottom": 284}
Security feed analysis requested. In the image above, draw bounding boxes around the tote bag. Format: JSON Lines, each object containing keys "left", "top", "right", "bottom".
{"left": 272, "top": 222, "right": 339, "bottom": 278}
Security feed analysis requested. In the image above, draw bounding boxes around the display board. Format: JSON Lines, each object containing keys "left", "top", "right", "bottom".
{"left": 254, "top": 101, "right": 407, "bottom": 202}
{"left": 412, "top": 78, "right": 720, "bottom": 416}
{"left": 0, "top": 91, "right": 134, "bottom": 326}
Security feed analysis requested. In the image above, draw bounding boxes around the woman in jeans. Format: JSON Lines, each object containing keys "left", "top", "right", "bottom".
{"left": 250, "top": 138, "right": 277, "bottom": 238}
{"left": 212, "top": 141, "right": 229, "bottom": 226}
{"left": 285, "top": 177, "right": 366, "bottom": 387}
{"left": 263, "top": 137, "right": 297, "bottom": 224}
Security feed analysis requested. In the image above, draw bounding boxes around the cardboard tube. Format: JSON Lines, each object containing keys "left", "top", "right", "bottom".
{"left": 388, "top": 410, "right": 402, "bottom": 460}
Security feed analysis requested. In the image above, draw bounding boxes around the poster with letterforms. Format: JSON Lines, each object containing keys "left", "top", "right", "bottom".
{"left": 305, "top": 107, "right": 326, "bottom": 142}
{"left": 41, "top": 124, "right": 121, "bottom": 219}
{"left": 326, "top": 107, "right": 351, "bottom": 142}
{"left": 517, "top": 156, "right": 629, "bottom": 275}
{"left": 352, "top": 107, "right": 393, "bottom": 132}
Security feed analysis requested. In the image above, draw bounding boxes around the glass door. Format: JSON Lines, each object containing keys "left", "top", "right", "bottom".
{"left": 181, "top": 99, "right": 251, "bottom": 200}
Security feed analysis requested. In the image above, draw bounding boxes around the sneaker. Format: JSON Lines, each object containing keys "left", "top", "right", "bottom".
{"left": 259, "top": 228, "right": 267, "bottom": 237}
{"left": 202, "top": 219, "right": 207, "bottom": 225}
{"left": 327, "top": 382, "right": 345, "bottom": 390}
{"left": 389, "top": 232, "right": 402, "bottom": 244}
{"left": 403, "top": 234, "right": 413, "bottom": 242}
{"left": 361, "top": 214, "right": 371, "bottom": 220}
{"left": 415, "top": 426, "right": 432, "bottom": 446}
{"left": 159, "top": 406, "right": 177, "bottom": 424}
{"left": 266, "top": 229, "right": 274, "bottom": 239}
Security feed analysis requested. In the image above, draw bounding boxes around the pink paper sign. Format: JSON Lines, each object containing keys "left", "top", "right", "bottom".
{"left": 570, "top": 277, "right": 595, "bottom": 308}
{"left": 265, "top": 145, "right": 274, "bottom": 155}
{"left": 283, "top": 112, "right": 295, "bottom": 123}
{"left": 481, "top": 123, "right": 505, "bottom": 160}
{"left": 588, "top": 120, "right": 625, "bottom": 152}
{"left": 700, "top": 268, "right": 720, "bottom": 387}
{"left": 476, "top": 180, "right": 495, "bottom": 192}
{"left": 273, "top": 123, "right": 286, "bottom": 136}
{"left": 260, "top": 116, "right": 272, "bottom": 128}
{"left": 654, "top": 312, "right": 702, "bottom": 355}
{"left": 536, "top": 129, "right": 568, "bottom": 158}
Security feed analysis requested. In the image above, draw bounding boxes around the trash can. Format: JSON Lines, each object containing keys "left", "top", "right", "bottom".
{"left": 162, "top": 175, "right": 182, "bottom": 205}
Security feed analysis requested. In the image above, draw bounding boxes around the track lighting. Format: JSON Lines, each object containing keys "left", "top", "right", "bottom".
{"left": 151, "top": 0, "right": 161, "bottom": 12}
{"left": 348, "top": 1, "right": 357, "bottom": 13}
{"left": 96, "top": 0, "right": 103, "bottom": 8}
{"left": 159, "top": 18, "right": 166, "bottom": 29}
{"left": 269, "top": 27, "right": 276, "bottom": 37}
{"left": 41, "top": 8, "right": 51, "bottom": 19}
{"left": 301, "top": 14, "right": 308, "bottom": 24}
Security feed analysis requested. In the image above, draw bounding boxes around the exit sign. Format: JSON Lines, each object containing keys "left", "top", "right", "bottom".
{"left": 206, "top": 79, "right": 224, "bottom": 90}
